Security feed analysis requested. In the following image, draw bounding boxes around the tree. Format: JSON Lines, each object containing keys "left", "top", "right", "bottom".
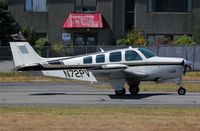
{"left": 0, "top": 0, "right": 20, "bottom": 46}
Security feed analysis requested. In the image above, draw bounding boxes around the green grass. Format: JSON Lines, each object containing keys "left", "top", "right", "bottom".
{"left": 0, "top": 72, "right": 84, "bottom": 83}
{"left": 0, "top": 72, "right": 27, "bottom": 77}
{"left": 0, "top": 71, "right": 200, "bottom": 92}
{"left": 0, "top": 106, "right": 199, "bottom": 115}
{"left": 0, "top": 71, "right": 200, "bottom": 82}
{"left": 92, "top": 82, "right": 200, "bottom": 92}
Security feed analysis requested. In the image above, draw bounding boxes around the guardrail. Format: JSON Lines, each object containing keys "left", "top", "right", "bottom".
{"left": 0, "top": 45, "right": 200, "bottom": 70}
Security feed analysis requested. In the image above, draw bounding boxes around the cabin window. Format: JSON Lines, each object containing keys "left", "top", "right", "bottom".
{"left": 109, "top": 52, "right": 122, "bottom": 62}
{"left": 138, "top": 48, "right": 156, "bottom": 59}
{"left": 125, "top": 50, "right": 142, "bottom": 61}
{"left": 96, "top": 54, "right": 105, "bottom": 63}
{"left": 83, "top": 56, "right": 92, "bottom": 64}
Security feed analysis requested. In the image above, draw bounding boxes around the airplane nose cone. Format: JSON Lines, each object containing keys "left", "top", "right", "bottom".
{"left": 183, "top": 59, "right": 192, "bottom": 72}
{"left": 183, "top": 59, "right": 192, "bottom": 66}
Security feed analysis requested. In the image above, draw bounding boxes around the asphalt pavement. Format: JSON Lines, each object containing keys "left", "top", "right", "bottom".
{"left": 0, "top": 83, "right": 200, "bottom": 106}
{"left": 0, "top": 60, "right": 13, "bottom": 72}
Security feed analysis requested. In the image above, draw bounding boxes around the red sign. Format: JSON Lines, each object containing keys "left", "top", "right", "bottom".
{"left": 63, "top": 13, "right": 104, "bottom": 28}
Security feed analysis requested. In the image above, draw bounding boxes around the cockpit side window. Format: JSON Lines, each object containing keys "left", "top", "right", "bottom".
{"left": 125, "top": 50, "right": 142, "bottom": 61}
{"left": 96, "top": 54, "right": 105, "bottom": 63}
{"left": 138, "top": 48, "right": 156, "bottom": 58}
{"left": 83, "top": 56, "right": 92, "bottom": 64}
{"left": 109, "top": 51, "right": 121, "bottom": 62}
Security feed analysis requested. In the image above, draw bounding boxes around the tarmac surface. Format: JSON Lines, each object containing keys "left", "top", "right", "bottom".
{"left": 0, "top": 83, "right": 200, "bottom": 106}
{"left": 0, "top": 60, "right": 13, "bottom": 72}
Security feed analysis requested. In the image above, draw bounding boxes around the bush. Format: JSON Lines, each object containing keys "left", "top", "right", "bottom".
{"left": 116, "top": 39, "right": 128, "bottom": 45}
{"left": 51, "top": 42, "right": 65, "bottom": 56}
{"left": 35, "top": 38, "right": 49, "bottom": 55}
{"left": 116, "top": 29, "right": 147, "bottom": 46}
{"left": 174, "top": 35, "right": 196, "bottom": 46}
{"left": 22, "top": 26, "right": 36, "bottom": 46}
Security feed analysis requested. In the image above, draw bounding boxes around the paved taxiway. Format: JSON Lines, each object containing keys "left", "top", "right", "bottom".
{"left": 0, "top": 83, "right": 200, "bottom": 106}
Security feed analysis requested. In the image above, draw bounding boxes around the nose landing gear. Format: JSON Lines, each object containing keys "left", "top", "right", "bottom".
{"left": 177, "top": 77, "right": 186, "bottom": 95}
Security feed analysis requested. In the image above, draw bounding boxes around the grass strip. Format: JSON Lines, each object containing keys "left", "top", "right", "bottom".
{"left": 0, "top": 71, "right": 200, "bottom": 83}
{"left": 0, "top": 106, "right": 200, "bottom": 131}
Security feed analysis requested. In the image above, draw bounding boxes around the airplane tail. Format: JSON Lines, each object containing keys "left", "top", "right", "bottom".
{"left": 9, "top": 42, "right": 45, "bottom": 67}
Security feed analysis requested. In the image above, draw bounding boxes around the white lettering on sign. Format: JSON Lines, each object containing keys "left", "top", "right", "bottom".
{"left": 63, "top": 69, "right": 90, "bottom": 78}
{"left": 68, "top": 13, "right": 102, "bottom": 28}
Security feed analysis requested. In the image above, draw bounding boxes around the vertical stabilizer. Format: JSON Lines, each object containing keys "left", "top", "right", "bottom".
{"left": 9, "top": 42, "right": 45, "bottom": 67}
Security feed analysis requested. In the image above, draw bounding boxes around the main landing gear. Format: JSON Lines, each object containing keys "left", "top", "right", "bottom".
{"left": 177, "top": 87, "right": 186, "bottom": 95}
{"left": 115, "top": 84, "right": 140, "bottom": 96}
{"left": 114, "top": 82, "right": 187, "bottom": 96}
{"left": 115, "top": 88, "right": 126, "bottom": 96}
{"left": 129, "top": 84, "right": 140, "bottom": 95}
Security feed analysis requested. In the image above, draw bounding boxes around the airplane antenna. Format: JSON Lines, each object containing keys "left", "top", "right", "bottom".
{"left": 99, "top": 47, "right": 104, "bottom": 53}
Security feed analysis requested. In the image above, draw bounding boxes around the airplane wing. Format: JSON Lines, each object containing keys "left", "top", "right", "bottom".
{"left": 97, "top": 64, "right": 128, "bottom": 70}
{"left": 123, "top": 68, "right": 149, "bottom": 80}
{"left": 91, "top": 64, "right": 148, "bottom": 82}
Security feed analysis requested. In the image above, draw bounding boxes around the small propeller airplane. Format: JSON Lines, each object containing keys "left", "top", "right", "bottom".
{"left": 9, "top": 34, "right": 192, "bottom": 96}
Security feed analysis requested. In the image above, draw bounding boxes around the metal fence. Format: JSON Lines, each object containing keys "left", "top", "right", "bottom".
{"left": 0, "top": 45, "right": 200, "bottom": 70}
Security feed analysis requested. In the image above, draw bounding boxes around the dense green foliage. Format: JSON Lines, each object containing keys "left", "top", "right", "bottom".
{"left": 0, "top": 0, "right": 20, "bottom": 46}
{"left": 22, "top": 26, "right": 37, "bottom": 46}
{"left": 35, "top": 38, "right": 49, "bottom": 55}
{"left": 174, "top": 35, "right": 196, "bottom": 45}
{"left": 117, "top": 29, "right": 147, "bottom": 46}
{"left": 51, "top": 42, "right": 65, "bottom": 56}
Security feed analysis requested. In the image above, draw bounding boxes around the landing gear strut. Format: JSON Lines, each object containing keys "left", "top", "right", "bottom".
{"left": 177, "top": 77, "right": 186, "bottom": 95}
{"left": 129, "top": 84, "right": 140, "bottom": 95}
{"left": 115, "top": 88, "right": 126, "bottom": 96}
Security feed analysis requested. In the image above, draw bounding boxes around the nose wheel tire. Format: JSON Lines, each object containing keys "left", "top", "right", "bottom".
{"left": 115, "top": 88, "right": 126, "bottom": 96}
{"left": 178, "top": 87, "right": 186, "bottom": 95}
{"left": 129, "top": 85, "right": 139, "bottom": 95}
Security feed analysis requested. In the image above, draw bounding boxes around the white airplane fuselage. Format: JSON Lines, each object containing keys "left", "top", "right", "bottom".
{"left": 9, "top": 42, "right": 191, "bottom": 96}
{"left": 41, "top": 49, "right": 185, "bottom": 83}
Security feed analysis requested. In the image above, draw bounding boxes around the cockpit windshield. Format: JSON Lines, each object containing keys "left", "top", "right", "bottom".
{"left": 138, "top": 48, "right": 157, "bottom": 58}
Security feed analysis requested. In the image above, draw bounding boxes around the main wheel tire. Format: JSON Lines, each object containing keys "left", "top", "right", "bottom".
{"left": 115, "top": 88, "right": 126, "bottom": 96}
{"left": 178, "top": 87, "right": 186, "bottom": 95}
{"left": 129, "top": 85, "right": 140, "bottom": 95}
